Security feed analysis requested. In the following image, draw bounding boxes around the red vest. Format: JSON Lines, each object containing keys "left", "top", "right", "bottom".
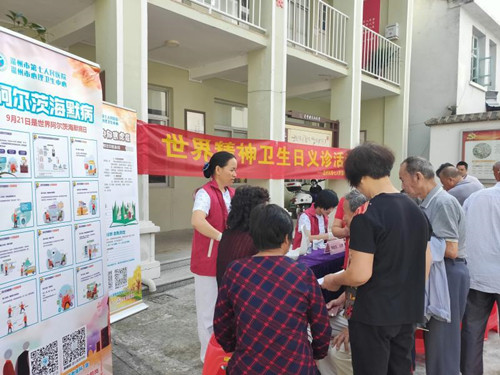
{"left": 190, "top": 180, "right": 235, "bottom": 276}
{"left": 292, "top": 204, "right": 329, "bottom": 250}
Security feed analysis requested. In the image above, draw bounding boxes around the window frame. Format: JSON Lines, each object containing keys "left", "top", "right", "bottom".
{"left": 148, "top": 84, "right": 174, "bottom": 187}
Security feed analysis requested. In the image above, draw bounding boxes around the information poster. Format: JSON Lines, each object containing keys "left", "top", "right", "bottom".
{"left": 462, "top": 129, "right": 500, "bottom": 181}
{"left": 0, "top": 27, "right": 111, "bottom": 375}
{"left": 101, "top": 103, "right": 145, "bottom": 320}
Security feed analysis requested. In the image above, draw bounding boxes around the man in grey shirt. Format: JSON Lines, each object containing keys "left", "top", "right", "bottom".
{"left": 399, "top": 156, "right": 470, "bottom": 375}
{"left": 439, "top": 166, "right": 484, "bottom": 205}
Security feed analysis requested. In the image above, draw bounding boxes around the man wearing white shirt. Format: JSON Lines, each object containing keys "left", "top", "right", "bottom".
{"left": 456, "top": 160, "right": 482, "bottom": 185}
{"left": 460, "top": 161, "right": 500, "bottom": 375}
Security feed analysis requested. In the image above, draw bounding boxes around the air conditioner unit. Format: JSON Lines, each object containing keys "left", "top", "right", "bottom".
{"left": 385, "top": 23, "right": 399, "bottom": 41}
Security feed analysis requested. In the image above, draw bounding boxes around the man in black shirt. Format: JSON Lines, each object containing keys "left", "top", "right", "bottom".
{"left": 322, "top": 143, "right": 431, "bottom": 375}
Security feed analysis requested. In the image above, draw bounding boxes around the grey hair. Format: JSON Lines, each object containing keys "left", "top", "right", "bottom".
{"left": 344, "top": 189, "right": 368, "bottom": 212}
{"left": 402, "top": 156, "right": 435, "bottom": 179}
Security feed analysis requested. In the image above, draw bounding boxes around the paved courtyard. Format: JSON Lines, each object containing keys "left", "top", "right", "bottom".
{"left": 111, "top": 282, "right": 500, "bottom": 375}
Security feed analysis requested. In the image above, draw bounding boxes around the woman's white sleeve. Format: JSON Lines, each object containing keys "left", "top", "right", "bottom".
{"left": 192, "top": 189, "right": 211, "bottom": 215}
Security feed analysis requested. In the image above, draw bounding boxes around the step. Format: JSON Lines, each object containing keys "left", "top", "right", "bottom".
{"left": 143, "top": 257, "right": 194, "bottom": 295}
{"left": 160, "top": 256, "right": 190, "bottom": 271}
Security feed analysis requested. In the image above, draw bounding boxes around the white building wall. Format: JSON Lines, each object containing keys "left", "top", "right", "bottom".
{"left": 456, "top": 6, "right": 500, "bottom": 114}
{"left": 408, "top": 0, "right": 460, "bottom": 157}
{"left": 428, "top": 121, "right": 499, "bottom": 180}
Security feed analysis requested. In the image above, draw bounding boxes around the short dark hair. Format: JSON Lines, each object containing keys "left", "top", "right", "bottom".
{"left": 344, "top": 142, "right": 395, "bottom": 187}
{"left": 203, "top": 151, "right": 235, "bottom": 178}
{"left": 315, "top": 189, "right": 339, "bottom": 210}
{"left": 227, "top": 186, "right": 270, "bottom": 232}
{"left": 402, "top": 156, "right": 435, "bottom": 180}
{"left": 456, "top": 161, "right": 468, "bottom": 170}
{"left": 435, "top": 162, "right": 454, "bottom": 177}
{"left": 249, "top": 204, "right": 293, "bottom": 251}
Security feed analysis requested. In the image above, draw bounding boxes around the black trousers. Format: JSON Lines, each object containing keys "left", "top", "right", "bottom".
{"left": 461, "top": 289, "right": 500, "bottom": 375}
{"left": 349, "top": 320, "right": 415, "bottom": 375}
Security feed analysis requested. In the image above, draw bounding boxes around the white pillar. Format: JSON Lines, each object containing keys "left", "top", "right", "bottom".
{"left": 95, "top": 0, "right": 161, "bottom": 281}
{"left": 383, "top": 0, "right": 413, "bottom": 167}
{"left": 328, "top": 0, "right": 363, "bottom": 194}
{"left": 246, "top": 1, "right": 287, "bottom": 206}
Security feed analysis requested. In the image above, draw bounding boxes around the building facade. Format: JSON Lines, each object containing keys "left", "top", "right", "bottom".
{"left": 410, "top": 0, "right": 500, "bottom": 159}
{"left": 1, "top": 0, "right": 414, "bottom": 279}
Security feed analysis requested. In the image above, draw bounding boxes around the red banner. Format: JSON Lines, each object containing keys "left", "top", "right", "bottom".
{"left": 363, "top": 0, "right": 380, "bottom": 33}
{"left": 137, "top": 121, "right": 348, "bottom": 180}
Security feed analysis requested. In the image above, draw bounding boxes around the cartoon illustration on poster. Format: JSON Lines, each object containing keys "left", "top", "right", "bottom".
{"left": 37, "top": 226, "right": 73, "bottom": 273}
{"left": 70, "top": 138, "right": 98, "bottom": 178}
{"left": 0, "top": 182, "right": 33, "bottom": 232}
{"left": 39, "top": 269, "right": 75, "bottom": 321}
{"left": 74, "top": 221, "right": 101, "bottom": 264}
{"left": 33, "top": 134, "right": 70, "bottom": 178}
{"left": 0, "top": 27, "right": 111, "bottom": 375}
{"left": 76, "top": 261, "right": 104, "bottom": 306}
{"left": 0, "top": 231, "right": 36, "bottom": 285}
{"left": 0, "top": 279, "right": 38, "bottom": 338}
{"left": 35, "top": 181, "right": 71, "bottom": 226}
{"left": 73, "top": 181, "right": 99, "bottom": 220}
{"left": 102, "top": 103, "right": 143, "bottom": 316}
{"left": 0, "top": 130, "right": 31, "bottom": 178}
{"left": 111, "top": 201, "right": 137, "bottom": 226}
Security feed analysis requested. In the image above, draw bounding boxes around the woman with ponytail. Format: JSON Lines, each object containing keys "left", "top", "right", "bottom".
{"left": 190, "top": 151, "right": 237, "bottom": 362}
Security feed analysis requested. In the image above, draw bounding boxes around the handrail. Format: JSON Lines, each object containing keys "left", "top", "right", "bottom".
{"left": 190, "top": 0, "right": 265, "bottom": 32}
{"left": 287, "top": 0, "right": 348, "bottom": 64}
{"left": 361, "top": 26, "right": 400, "bottom": 85}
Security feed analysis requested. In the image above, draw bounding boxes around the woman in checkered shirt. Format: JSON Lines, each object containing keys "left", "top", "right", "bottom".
{"left": 214, "top": 204, "right": 331, "bottom": 374}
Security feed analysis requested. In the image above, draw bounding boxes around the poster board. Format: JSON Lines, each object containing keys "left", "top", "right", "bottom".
{"left": 285, "top": 124, "right": 333, "bottom": 147}
{"left": 101, "top": 102, "right": 147, "bottom": 322}
{"left": 0, "top": 27, "right": 112, "bottom": 374}
{"left": 461, "top": 129, "right": 500, "bottom": 182}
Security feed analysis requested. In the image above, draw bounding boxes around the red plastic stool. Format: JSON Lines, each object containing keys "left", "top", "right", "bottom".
{"left": 415, "top": 329, "right": 425, "bottom": 355}
{"left": 202, "top": 334, "right": 232, "bottom": 375}
{"left": 484, "top": 302, "right": 499, "bottom": 340}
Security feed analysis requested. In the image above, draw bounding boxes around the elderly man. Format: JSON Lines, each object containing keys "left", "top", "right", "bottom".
{"left": 323, "top": 143, "right": 431, "bottom": 375}
{"left": 460, "top": 161, "right": 500, "bottom": 375}
{"left": 399, "top": 157, "right": 470, "bottom": 375}
{"left": 439, "top": 166, "right": 484, "bottom": 205}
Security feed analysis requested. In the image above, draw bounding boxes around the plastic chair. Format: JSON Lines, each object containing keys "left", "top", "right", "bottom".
{"left": 415, "top": 329, "right": 425, "bottom": 355}
{"left": 484, "top": 302, "right": 499, "bottom": 340}
{"left": 202, "top": 334, "right": 232, "bottom": 375}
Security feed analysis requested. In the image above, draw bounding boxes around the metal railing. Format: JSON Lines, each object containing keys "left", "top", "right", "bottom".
{"left": 190, "top": 0, "right": 264, "bottom": 31}
{"left": 361, "top": 26, "right": 400, "bottom": 85}
{"left": 287, "top": 0, "right": 348, "bottom": 64}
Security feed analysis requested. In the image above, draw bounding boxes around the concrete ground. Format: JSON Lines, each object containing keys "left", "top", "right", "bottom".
{"left": 111, "top": 280, "right": 500, "bottom": 375}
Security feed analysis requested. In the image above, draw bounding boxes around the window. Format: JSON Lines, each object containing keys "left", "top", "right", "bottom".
{"left": 148, "top": 85, "right": 173, "bottom": 186}
{"left": 214, "top": 99, "right": 248, "bottom": 183}
{"left": 214, "top": 99, "right": 248, "bottom": 138}
{"left": 471, "top": 35, "right": 479, "bottom": 83}
{"left": 148, "top": 85, "right": 172, "bottom": 126}
{"left": 470, "top": 28, "right": 492, "bottom": 87}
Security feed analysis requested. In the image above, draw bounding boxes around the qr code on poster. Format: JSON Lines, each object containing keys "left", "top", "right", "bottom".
{"left": 114, "top": 267, "right": 128, "bottom": 289}
{"left": 29, "top": 340, "right": 59, "bottom": 375}
{"left": 62, "top": 326, "right": 87, "bottom": 370}
{"left": 108, "top": 270, "right": 113, "bottom": 289}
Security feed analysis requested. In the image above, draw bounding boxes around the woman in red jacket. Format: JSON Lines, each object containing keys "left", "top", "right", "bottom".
{"left": 191, "top": 151, "right": 237, "bottom": 363}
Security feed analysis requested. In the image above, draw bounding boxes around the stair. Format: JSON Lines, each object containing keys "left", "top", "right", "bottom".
{"left": 143, "top": 256, "right": 194, "bottom": 295}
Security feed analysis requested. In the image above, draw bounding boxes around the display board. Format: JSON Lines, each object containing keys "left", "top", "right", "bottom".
{"left": 461, "top": 129, "right": 500, "bottom": 181}
{"left": 0, "top": 27, "right": 112, "bottom": 375}
{"left": 101, "top": 103, "right": 146, "bottom": 321}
